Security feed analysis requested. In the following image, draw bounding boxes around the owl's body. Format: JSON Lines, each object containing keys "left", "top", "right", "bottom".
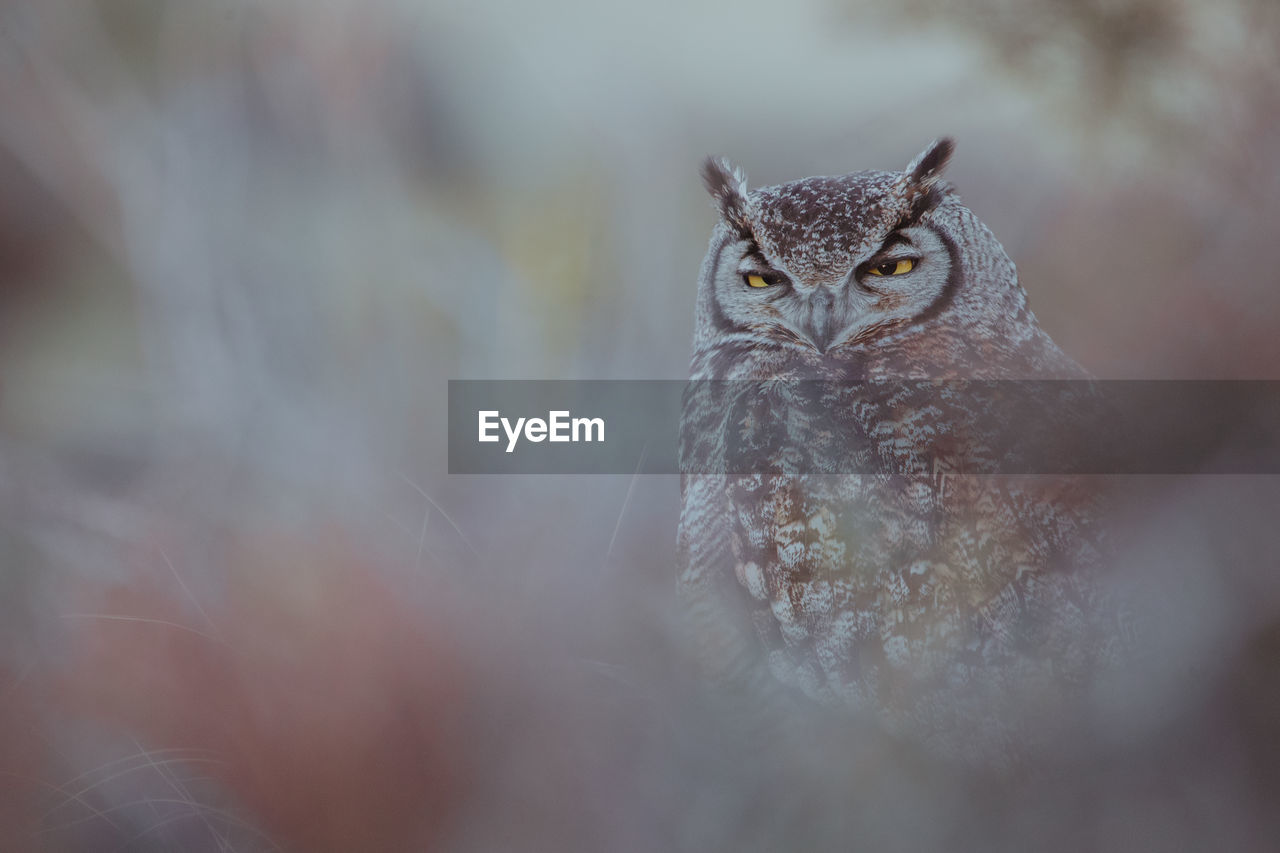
{"left": 678, "top": 140, "right": 1118, "bottom": 757}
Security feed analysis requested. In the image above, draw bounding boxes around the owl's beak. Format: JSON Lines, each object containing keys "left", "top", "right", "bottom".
{"left": 803, "top": 289, "right": 837, "bottom": 354}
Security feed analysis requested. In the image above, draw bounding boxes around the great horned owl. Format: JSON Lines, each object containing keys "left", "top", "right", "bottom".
{"left": 677, "top": 139, "right": 1120, "bottom": 757}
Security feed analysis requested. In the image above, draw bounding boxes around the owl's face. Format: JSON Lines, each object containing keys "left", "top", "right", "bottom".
{"left": 701, "top": 140, "right": 958, "bottom": 359}
{"left": 714, "top": 220, "right": 954, "bottom": 355}
{"left": 692, "top": 139, "right": 1058, "bottom": 379}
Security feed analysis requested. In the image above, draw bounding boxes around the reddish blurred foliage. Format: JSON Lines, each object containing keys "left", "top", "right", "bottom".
{"left": 51, "top": 528, "right": 471, "bottom": 852}
{"left": 0, "top": 666, "right": 46, "bottom": 853}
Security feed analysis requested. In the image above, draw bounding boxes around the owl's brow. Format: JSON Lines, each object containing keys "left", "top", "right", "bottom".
{"left": 742, "top": 244, "right": 773, "bottom": 269}
{"left": 877, "top": 233, "right": 913, "bottom": 253}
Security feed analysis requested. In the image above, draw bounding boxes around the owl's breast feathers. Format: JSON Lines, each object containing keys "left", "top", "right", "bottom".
{"left": 678, "top": 379, "right": 1114, "bottom": 718}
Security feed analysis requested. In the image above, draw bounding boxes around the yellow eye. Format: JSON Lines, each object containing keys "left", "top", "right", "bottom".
{"left": 868, "top": 258, "right": 916, "bottom": 276}
{"left": 745, "top": 273, "right": 771, "bottom": 288}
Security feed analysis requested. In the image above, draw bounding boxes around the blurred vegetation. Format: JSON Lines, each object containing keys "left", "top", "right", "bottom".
{"left": 845, "top": 0, "right": 1280, "bottom": 173}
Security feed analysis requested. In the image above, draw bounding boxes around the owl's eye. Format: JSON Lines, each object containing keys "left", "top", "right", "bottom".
{"left": 868, "top": 258, "right": 916, "bottom": 276}
{"left": 743, "top": 272, "right": 783, "bottom": 288}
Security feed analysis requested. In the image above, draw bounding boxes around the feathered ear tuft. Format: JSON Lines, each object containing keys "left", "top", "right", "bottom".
{"left": 700, "top": 156, "right": 754, "bottom": 235}
{"left": 904, "top": 137, "right": 955, "bottom": 192}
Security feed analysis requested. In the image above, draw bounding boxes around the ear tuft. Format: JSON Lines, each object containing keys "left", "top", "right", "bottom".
{"left": 700, "top": 156, "right": 753, "bottom": 234}
{"left": 905, "top": 137, "right": 955, "bottom": 191}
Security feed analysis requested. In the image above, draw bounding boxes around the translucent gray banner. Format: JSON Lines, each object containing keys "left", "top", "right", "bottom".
{"left": 447, "top": 381, "right": 1280, "bottom": 474}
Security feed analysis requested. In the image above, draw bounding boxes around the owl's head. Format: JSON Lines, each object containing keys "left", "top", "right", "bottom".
{"left": 693, "top": 139, "right": 1060, "bottom": 378}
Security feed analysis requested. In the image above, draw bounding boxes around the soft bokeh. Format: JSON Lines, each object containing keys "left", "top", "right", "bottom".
{"left": 1, "top": 1, "right": 1278, "bottom": 850}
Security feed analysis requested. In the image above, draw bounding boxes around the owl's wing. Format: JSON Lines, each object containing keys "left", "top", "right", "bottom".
{"left": 677, "top": 382, "right": 810, "bottom": 714}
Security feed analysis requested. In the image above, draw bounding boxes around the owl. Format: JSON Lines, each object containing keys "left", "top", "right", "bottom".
{"left": 677, "top": 139, "right": 1122, "bottom": 761}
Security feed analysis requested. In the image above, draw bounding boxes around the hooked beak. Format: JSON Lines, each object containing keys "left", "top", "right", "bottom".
{"left": 802, "top": 288, "right": 836, "bottom": 354}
